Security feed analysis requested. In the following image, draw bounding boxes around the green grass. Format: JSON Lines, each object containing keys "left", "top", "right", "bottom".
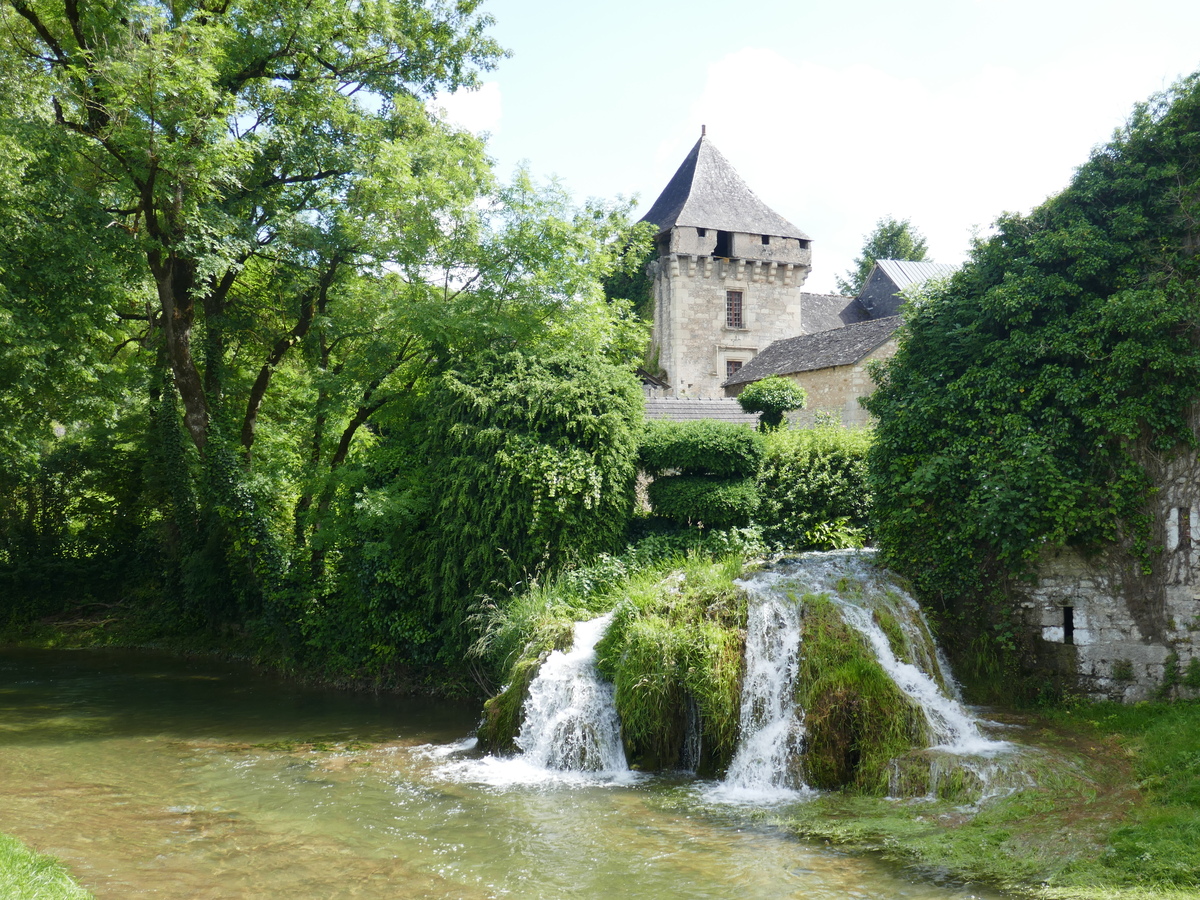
{"left": 0, "top": 833, "right": 91, "bottom": 900}
{"left": 773, "top": 701, "right": 1200, "bottom": 899}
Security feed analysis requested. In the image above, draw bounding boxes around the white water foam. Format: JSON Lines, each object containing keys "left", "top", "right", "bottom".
{"left": 435, "top": 612, "right": 635, "bottom": 787}
{"left": 833, "top": 600, "right": 1008, "bottom": 756}
{"left": 709, "top": 574, "right": 812, "bottom": 803}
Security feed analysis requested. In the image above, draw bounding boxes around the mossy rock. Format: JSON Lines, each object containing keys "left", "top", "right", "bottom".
{"left": 477, "top": 654, "right": 544, "bottom": 753}
{"left": 798, "top": 594, "right": 929, "bottom": 793}
{"left": 596, "top": 557, "right": 748, "bottom": 773}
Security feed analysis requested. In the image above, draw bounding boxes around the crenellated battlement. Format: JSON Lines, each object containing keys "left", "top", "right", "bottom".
{"left": 665, "top": 253, "right": 812, "bottom": 288}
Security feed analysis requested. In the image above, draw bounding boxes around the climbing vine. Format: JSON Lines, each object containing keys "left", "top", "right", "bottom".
{"left": 865, "top": 73, "right": 1200, "bottom": 648}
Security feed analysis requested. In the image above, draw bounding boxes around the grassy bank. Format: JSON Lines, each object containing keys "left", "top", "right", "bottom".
{"left": 771, "top": 702, "right": 1200, "bottom": 899}
{"left": 0, "top": 833, "right": 91, "bottom": 900}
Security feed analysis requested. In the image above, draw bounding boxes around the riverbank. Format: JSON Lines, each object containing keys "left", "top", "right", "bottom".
{"left": 0, "top": 607, "right": 480, "bottom": 699}
{"left": 771, "top": 703, "right": 1200, "bottom": 899}
{"left": 0, "top": 833, "right": 91, "bottom": 900}
{"left": 6, "top": 616, "right": 1200, "bottom": 897}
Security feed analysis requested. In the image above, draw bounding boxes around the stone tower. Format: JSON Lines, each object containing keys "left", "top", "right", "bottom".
{"left": 641, "top": 134, "right": 812, "bottom": 398}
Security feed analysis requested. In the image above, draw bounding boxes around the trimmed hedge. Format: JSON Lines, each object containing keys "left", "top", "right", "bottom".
{"left": 646, "top": 475, "right": 759, "bottom": 528}
{"left": 638, "top": 420, "right": 762, "bottom": 477}
{"left": 755, "top": 427, "right": 872, "bottom": 549}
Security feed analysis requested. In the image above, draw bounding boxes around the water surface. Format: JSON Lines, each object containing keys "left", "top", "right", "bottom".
{"left": 0, "top": 648, "right": 1006, "bottom": 898}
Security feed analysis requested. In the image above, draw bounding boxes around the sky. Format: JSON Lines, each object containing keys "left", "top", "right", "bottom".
{"left": 436, "top": 0, "right": 1200, "bottom": 294}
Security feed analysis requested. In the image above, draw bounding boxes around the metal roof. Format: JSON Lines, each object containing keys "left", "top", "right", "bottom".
{"left": 723, "top": 316, "right": 902, "bottom": 387}
{"left": 872, "top": 259, "right": 957, "bottom": 290}
{"left": 639, "top": 136, "right": 810, "bottom": 240}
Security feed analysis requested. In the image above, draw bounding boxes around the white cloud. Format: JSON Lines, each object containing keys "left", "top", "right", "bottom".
{"left": 432, "top": 81, "right": 503, "bottom": 136}
{"left": 677, "top": 49, "right": 1162, "bottom": 293}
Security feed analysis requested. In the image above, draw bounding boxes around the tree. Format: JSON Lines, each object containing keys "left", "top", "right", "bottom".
{"left": 0, "top": 0, "right": 501, "bottom": 453}
{"left": 864, "top": 74, "right": 1200, "bottom": 662}
{"left": 836, "top": 216, "right": 929, "bottom": 296}
{"left": 0, "top": 0, "right": 515, "bottom": 636}
{"left": 736, "top": 376, "right": 808, "bottom": 431}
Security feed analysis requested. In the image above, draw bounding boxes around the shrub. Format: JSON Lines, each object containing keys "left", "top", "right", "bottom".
{"left": 755, "top": 427, "right": 872, "bottom": 550}
{"left": 403, "top": 348, "right": 644, "bottom": 654}
{"left": 736, "top": 375, "right": 807, "bottom": 431}
{"left": 646, "top": 476, "right": 759, "bottom": 528}
{"left": 637, "top": 419, "right": 762, "bottom": 477}
{"left": 865, "top": 73, "right": 1200, "bottom": 629}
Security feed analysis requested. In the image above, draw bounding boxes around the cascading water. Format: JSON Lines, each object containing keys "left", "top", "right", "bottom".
{"left": 718, "top": 573, "right": 809, "bottom": 797}
{"left": 712, "top": 551, "right": 1008, "bottom": 800}
{"left": 834, "top": 600, "right": 1003, "bottom": 755}
{"left": 513, "top": 611, "right": 627, "bottom": 773}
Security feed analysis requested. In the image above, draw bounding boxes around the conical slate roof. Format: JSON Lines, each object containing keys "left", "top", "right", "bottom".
{"left": 640, "top": 136, "right": 810, "bottom": 240}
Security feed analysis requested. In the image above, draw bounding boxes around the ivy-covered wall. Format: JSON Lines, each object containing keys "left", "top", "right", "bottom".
{"left": 865, "top": 73, "right": 1200, "bottom": 701}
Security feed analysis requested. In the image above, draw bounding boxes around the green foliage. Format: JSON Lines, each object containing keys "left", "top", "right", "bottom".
{"left": 601, "top": 224, "right": 657, "bottom": 320}
{"left": 836, "top": 216, "right": 929, "bottom": 296}
{"left": 866, "top": 73, "right": 1200, "bottom": 642}
{"left": 1184, "top": 658, "right": 1200, "bottom": 690}
{"left": 596, "top": 555, "right": 747, "bottom": 772}
{"left": 400, "top": 348, "right": 643, "bottom": 653}
{"left": 736, "top": 376, "right": 808, "bottom": 432}
{"left": 0, "top": 832, "right": 91, "bottom": 900}
{"left": 637, "top": 420, "right": 762, "bottom": 477}
{"left": 471, "top": 538, "right": 753, "bottom": 763}
{"left": 645, "top": 476, "right": 759, "bottom": 528}
{"left": 755, "top": 427, "right": 872, "bottom": 550}
{"left": 796, "top": 593, "right": 929, "bottom": 792}
{"left": 638, "top": 420, "right": 762, "bottom": 529}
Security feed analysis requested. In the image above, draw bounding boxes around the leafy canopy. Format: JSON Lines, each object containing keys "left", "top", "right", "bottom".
{"left": 865, "top": 72, "right": 1200, "bottom": 612}
{"left": 736, "top": 375, "right": 808, "bottom": 431}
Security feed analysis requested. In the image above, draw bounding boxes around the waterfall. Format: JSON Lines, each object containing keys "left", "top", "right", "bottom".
{"left": 513, "top": 612, "right": 627, "bottom": 773}
{"left": 718, "top": 574, "right": 809, "bottom": 796}
{"left": 834, "top": 599, "right": 1002, "bottom": 755}
{"left": 712, "top": 551, "right": 1007, "bottom": 800}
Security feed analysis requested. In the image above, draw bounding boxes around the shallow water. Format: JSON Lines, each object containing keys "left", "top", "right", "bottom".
{"left": 0, "top": 648, "right": 1007, "bottom": 899}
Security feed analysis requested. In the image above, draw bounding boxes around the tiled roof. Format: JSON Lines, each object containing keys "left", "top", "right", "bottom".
{"left": 800, "top": 292, "right": 869, "bottom": 333}
{"left": 644, "top": 398, "right": 759, "bottom": 425}
{"left": 640, "top": 136, "right": 810, "bottom": 240}
{"left": 724, "top": 316, "right": 902, "bottom": 387}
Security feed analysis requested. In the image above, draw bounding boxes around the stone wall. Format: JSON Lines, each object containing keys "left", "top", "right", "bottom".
{"left": 776, "top": 340, "right": 897, "bottom": 427}
{"left": 650, "top": 231, "right": 812, "bottom": 398}
{"left": 1013, "top": 427, "right": 1200, "bottom": 701}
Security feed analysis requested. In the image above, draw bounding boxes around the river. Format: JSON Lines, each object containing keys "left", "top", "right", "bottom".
{"left": 0, "top": 648, "right": 1006, "bottom": 898}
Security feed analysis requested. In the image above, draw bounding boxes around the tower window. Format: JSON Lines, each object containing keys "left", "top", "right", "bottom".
{"left": 726, "top": 359, "right": 743, "bottom": 379}
{"left": 798, "top": 239, "right": 811, "bottom": 250}
{"left": 697, "top": 228, "right": 707, "bottom": 237}
{"left": 726, "top": 291, "right": 744, "bottom": 329}
{"left": 761, "top": 234, "right": 770, "bottom": 245}
{"left": 1063, "top": 606, "right": 1075, "bottom": 645}
{"left": 715, "top": 230, "right": 732, "bottom": 258}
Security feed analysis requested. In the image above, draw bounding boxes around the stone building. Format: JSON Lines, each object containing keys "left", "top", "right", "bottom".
{"left": 721, "top": 316, "right": 901, "bottom": 426}
{"left": 640, "top": 134, "right": 814, "bottom": 399}
{"left": 857, "top": 259, "right": 956, "bottom": 319}
{"left": 1013, "top": 427, "right": 1200, "bottom": 701}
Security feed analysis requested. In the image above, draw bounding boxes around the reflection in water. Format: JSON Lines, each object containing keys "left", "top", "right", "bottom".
{"left": 0, "top": 649, "right": 1005, "bottom": 899}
